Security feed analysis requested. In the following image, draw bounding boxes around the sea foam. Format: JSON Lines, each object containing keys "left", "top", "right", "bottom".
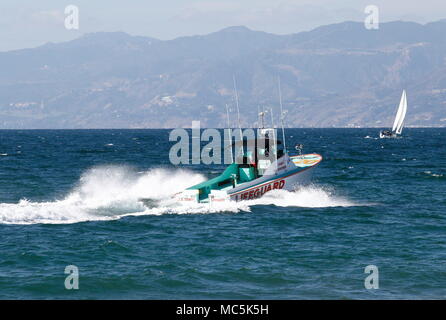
{"left": 0, "top": 165, "right": 357, "bottom": 225}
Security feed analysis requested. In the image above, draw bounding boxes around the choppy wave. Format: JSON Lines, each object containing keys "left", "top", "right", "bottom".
{"left": 0, "top": 166, "right": 358, "bottom": 225}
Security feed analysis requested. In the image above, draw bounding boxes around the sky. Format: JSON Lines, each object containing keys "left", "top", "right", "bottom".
{"left": 1, "top": 0, "right": 445, "bottom": 51}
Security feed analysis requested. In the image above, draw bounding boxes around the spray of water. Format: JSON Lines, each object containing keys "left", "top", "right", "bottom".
{"left": 0, "top": 165, "right": 358, "bottom": 225}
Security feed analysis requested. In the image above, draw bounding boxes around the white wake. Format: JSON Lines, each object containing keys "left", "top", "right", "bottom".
{"left": 0, "top": 165, "right": 358, "bottom": 225}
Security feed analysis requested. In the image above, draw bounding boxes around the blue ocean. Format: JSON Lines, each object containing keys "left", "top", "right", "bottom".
{"left": 0, "top": 128, "right": 445, "bottom": 299}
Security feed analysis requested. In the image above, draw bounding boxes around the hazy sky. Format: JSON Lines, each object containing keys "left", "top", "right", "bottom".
{"left": 1, "top": 0, "right": 445, "bottom": 51}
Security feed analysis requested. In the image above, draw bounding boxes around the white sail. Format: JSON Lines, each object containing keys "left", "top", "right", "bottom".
{"left": 391, "top": 90, "right": 407, "bottom": 135}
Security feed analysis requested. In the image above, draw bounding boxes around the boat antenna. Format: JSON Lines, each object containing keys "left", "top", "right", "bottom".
{"left": 233, "top": 75, "right": 243, "bottom": 156}
{"left": 257, "top": 105, "right": 261, "bottom": 129}
{"left": 258, "top": 110, "right": 267, "bottom": 129}
{"left": 270, "top": 107, "right": 274, "bottom": 128}
{"left": 278, "top": 76, "right": 287, "bottom": 153}
{"left": 225, "top": 104, "right": 233, "bottom": 163}
{"left": 260, "top": 111, "right": 264, "bottom": 129}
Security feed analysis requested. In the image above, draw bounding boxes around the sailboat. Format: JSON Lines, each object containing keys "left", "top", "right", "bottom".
{"left": 174, "top": 78, "right": 322, "bottom": 204}
{"left": 380, "top": 90, "right": 408, "bottom": 138}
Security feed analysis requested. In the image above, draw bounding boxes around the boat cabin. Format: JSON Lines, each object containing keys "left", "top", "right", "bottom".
{"left": 186, "top": 128, "right": 284, "bottom": 202}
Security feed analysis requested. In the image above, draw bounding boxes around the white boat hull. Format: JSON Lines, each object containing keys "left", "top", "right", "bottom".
{"left": 176, "top": 154, "right": 322, "bottom": 204}
{"left": 227, "top": 164, "right": 316, "bottom": 201}
{"left": 379, "top": 130, "right": 399, "bottom": 139}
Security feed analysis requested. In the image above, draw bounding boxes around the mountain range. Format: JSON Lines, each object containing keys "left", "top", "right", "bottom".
{"left": 1, "top": 20, "right": 446, "bottom": 128}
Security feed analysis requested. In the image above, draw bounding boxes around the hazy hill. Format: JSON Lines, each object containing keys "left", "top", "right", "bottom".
{"left": 1, "top": 20, "right": 446, "bottom": 128}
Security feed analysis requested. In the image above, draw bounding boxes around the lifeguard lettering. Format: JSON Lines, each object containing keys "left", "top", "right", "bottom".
{"left": 237, "top": 180, "right": 285, "bottom": 200}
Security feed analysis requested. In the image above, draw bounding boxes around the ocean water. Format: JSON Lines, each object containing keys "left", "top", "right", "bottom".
{"left": 0, "top": 128, "right": 445, "bottom": 299}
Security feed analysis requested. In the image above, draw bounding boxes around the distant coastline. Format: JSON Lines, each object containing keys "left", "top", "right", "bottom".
{"left": 1, "top": 20, "right": 445, "bottom": 129}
